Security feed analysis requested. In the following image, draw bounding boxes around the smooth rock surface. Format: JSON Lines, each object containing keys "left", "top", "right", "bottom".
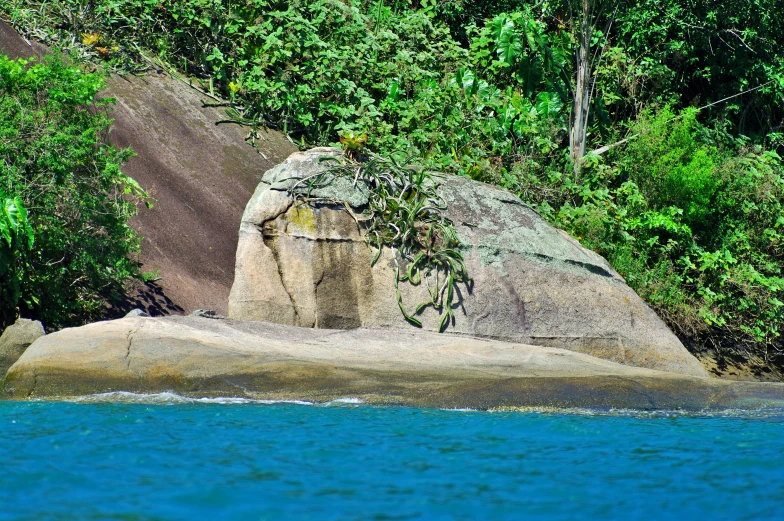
{"left": 0, "top": 319, "right": 45, "bottom": 378}
{"left": 229, "top": 148, "right": 706, "bottom": 377}
{"left": 3, "top": 317, "right": 782, "bottom": 410}
{"left": 103, "top": 72, "right": 296, "bottom": 315}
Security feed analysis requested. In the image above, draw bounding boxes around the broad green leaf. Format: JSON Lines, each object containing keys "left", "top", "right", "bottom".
{"left": 488, "top": 15, "right": 509, "bottom": 42}
{"left": 521, "top": 18, "right": 539, "bottom": 53}
{"left": 475, "top": 80, "right": 500, "bottom": 105}
{"left": 534, "top": 91, "right": 563, "bottom": 119}
{"left": 0, "top": 216, "right": 10, "bottom": 247}
{"left": 0, "top": 197, "right": 32, "bottom": 248}
{"left": 3, "top": 197, "right": 22, "bottom": 234}
{"left": 453, "top": 68, "right": 475, "bottom": 95}
{"left": 512, "top": 118, "right": 530, "bottom": 139}
{"left": 516, "top": 56, "right": 544, "bottom": 98}
{"left": 385, "top": 80, "right": 400, "bottom": 103}
{"left": 495, "top": 19, "right": 521, "bottom": 66}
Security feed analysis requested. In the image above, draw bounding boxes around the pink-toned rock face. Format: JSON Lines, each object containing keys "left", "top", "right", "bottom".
{"left": 230, "top": 148, "right": 708, "bottom": 377}
{"left": 0, "top": 20, "right": 297, "bottom": 316}
{"left": 101, "top": 73, "right": 296, "bottom": 315}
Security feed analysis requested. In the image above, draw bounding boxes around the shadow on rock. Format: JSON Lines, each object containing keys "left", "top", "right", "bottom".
{"left": 106, "top": 281, "right": 184, "bottom": 318}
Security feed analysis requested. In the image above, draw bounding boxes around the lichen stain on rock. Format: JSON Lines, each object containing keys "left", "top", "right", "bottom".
{"left": 286, "top": 204, "right": 318, "bottom": 236}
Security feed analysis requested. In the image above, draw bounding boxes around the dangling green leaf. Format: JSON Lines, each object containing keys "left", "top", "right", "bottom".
{"left": 521, "top": 18, "right": 540, "bottom": 53}
{"left": 0, "top": 215, "right": 10, "bottom": 247}
{"left": 438, "top": 308, "right": 450, "bottom": 332}
{"left": 385, "top": 80, "right": 400, "bottom": 104}
{"left": 453, "top": 68, "right": 476, "bottom": 95}
{"left": 395, "top": 275, "right": 422, "bottom": 327}
{"left": 516, "top": 56, "right": 544, "bottom": 98}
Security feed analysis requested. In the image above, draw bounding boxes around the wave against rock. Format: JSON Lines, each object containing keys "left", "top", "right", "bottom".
{"left": 5, "top": 316, "right": 783, "bottom": 409}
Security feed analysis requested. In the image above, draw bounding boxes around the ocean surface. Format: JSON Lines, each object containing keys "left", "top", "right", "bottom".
{"left": 1, "top": 395, "right": 783, "bottom": 521}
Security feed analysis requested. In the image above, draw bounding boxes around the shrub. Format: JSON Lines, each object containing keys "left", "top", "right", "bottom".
{"left": 0, "top": 192, "right": 33, "bottom": 327}
{"left": 0, "top": 53, "right": 146, "bottom": 330}
{"left": 549, "top": 108, "right": 784, "bottom": 362}
{"left": 0, "top": 0, "right": 566, "bottom": 179}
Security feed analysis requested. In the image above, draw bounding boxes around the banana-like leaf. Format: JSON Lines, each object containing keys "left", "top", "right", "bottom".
{"left": 521, "top": 18, "right": 540, "bottom": 53}
{"left": 0, "top": 218, "right": 10, "bottom": 247}
{"left": 1, "top": 197, "right": 33, "bottom": 248}
{"left": 453, "top": 68, "right": 476, "bottom": 95}
{"left": 385, "top": 80, "right": 400, "bottom": 104}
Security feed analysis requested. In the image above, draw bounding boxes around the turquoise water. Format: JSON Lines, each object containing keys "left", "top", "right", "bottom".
{"left": 1, "top": 396, "right": 783, "bottom": 520}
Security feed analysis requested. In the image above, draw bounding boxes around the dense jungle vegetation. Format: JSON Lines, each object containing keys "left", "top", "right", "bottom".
{"left": 0, "top": 53, "right": 147, "bottom": 330}
{"left": 1, "top": 0, "right": 783, "bottom": 371}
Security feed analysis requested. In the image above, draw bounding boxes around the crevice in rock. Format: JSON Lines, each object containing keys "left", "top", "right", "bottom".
{"left": 262, "top": 231, "right": 359, "bottom": 244}
{"left": 562, "top": 258, "right": 616, "bottom": 278}
{"left": 474, "top": 245, "right": 617, "bottom": 279}
{"left": 313, "top": 267, "right": 327, "bottom": 328}
{"left": 28, "top": 370, "right": 37, "bottom": 398}
{"left": 511, "top": 249, "right": 617, "bottom": 279}
{"left": 125, "top": 326, "right": 140, "bottom": 371}
{"left": 259, "top": 230, "right": 301, "bottom": 324}
{"left": 495, "top": 196, "right": 525, "bottom": 207}
{"left": 247, "top": 194, "right": 294, "bottom": 227}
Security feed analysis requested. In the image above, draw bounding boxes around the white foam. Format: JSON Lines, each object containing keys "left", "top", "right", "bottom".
{"left": 70, "top": 392, "right": 314, "bottom": 406}
{"left": 48, "top": 393, "right": 784, "bottom": 418}
{"left": 73, "top": 391, "right": 189, "bottom": 404}
{"left": 194, "top": 397, "right": 313, "bottom": 405}
{"left": 488, "top": 405, "right": 784, "bottom": 419}
{"left": 66, "top": 393, "right": 365, "bottom": 407}
{"left": 325, "top": 397, "right": 365, "bottom": 405}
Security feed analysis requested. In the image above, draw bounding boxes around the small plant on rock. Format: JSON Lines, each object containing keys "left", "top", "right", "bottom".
{"left": 291, "top": 153, "right": 470, "bottom": 332}
{"left": 338, "top": 132, "right": 368, "bottom": 160}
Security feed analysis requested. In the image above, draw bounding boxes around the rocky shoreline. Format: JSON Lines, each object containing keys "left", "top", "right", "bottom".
{"left": 3, "top": 315, "right": 784, "bottom": 410}
{"left": 3, "top": 21, "right": 782, "bottom": 410}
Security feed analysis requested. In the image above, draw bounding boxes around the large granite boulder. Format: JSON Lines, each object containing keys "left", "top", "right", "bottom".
{"left": 0, "top": 318, "right": 45, "bottom": 378}
{"left": 4, "top": 316, "right": 782, "bottom": 409}
{"left": 229, "top": 148, "right": 707, "bottom": 377}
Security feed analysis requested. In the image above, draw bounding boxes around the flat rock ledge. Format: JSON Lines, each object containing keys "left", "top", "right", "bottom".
{"left": 3, "top": 316, "right": 784, "bottom": 410}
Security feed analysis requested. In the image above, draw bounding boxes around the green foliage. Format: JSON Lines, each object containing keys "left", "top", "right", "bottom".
{"left": 4, "top": 0, "right": 784, "bottom": 363}
{"left": 0, "top": 192, "right": 34, "bottom": 326}
{"left": 0, "top": 0, "right": 567, "bottom": 180}
{"left": 292, "top": 154, "right": 470, "bottom": 331}
{"left": 0, "top": 53, "right": 145, "bottom": 330}
{"left": 546, "top": 108, "right": 784, "bottom": 361}
{"left": 609, "top": 0, "right": 784, "bottom": 137}
{"left": 623, "top": 108, "right": 722, "bottom": 231}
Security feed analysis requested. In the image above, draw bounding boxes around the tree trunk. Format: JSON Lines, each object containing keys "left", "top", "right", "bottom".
{"left": 570, "top": 0, "right": 591, "bottom": 179}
